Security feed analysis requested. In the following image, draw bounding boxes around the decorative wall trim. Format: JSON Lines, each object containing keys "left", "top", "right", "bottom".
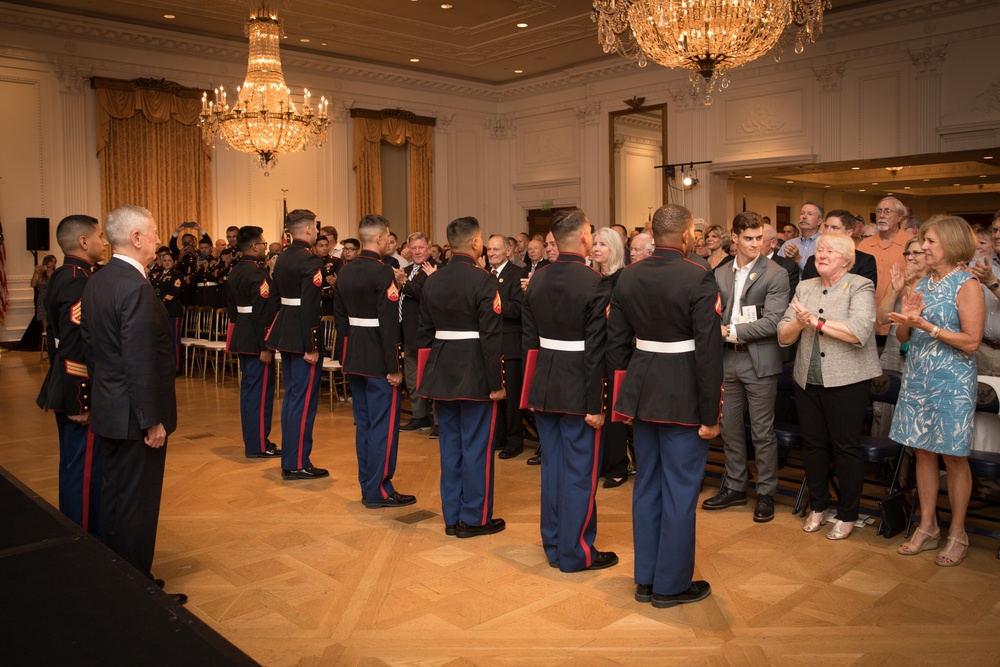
{"left": 485, "top": 115, "right": 516, "bottom": 139}
{"left": 512, "top": 178, "right": 580, "bottom": 191}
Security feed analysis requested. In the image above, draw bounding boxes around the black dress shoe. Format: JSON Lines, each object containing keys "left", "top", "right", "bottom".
{"left": 754, "top": 494, "right": 775, "bottom": 523}
{"left": 498, "top": 445, "right": 523, "bottom": 459}
{"left": 362, "top": 491, "right": 416, "bottom": 509}
{"left": 701, "top": 487, "right": 747, "bottom": 510}
{"left": 527, "top": 453, "right": 541, "bottom": 466}
{"left": 549, "top": 561, "right": 559, "bottom": 568}
{"left": 281, "top": 466, "right": 330, "bottom": 480}
{"left": 454, "top": 518, "right": 506, "bottom": 538}
{"left": 585, "top": 551, "right": 619, "bottom": 570}
{"left": 154, "top": 578, "right": 165, "bottom": 589}
{"left": 170, "top": 592, "right": 188, "bottom": 605}
{"left": 651, "top": 581, "right": 711, "bottom": 608}
{"left": 635, "top": 584, "right": 653, "bottom": 603}
{"left": 400, "top": 417, "right": 432, "bottom": 431}
{"left": 246, "top": 443, "right": 281, "bottom": 458}
{"left": 603, "top": 475, "right": 628, "bottom": 488}
{"left": 428, "top": 425, "right": 439, "bottom": 439}
{"left": 445, "top": 524, "right": 456, "bottom": 536}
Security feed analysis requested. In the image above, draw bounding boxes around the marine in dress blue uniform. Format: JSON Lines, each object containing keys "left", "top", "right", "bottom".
{"left": 227, "top": 226, "right": 280, "bottom": 459}
{"left": 607, "top": 204, "right": 723, "bottom": 608}
{"left": 417, "top": 217, "right": 506, "bottom": 537}
{"left": 265, "top": 209, "right": 329, "bottom": 480}
{"left": 522, "top": 208, "right": 617, "bottom": 571}
{"left": 333, "top": 214, "right": 416, "bottom": 509}
{"left": 36, "top": 214, "right": 108, "bottom": 536}
{"left": 154, "top": 251, "right": 185, "bottom": 374}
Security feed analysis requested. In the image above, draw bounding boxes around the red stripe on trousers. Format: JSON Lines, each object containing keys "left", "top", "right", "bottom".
{"left": 482, "top": 401, "right": 499, "bottom": 525}
{"left": 379, "top": 384, "right": 399, "bottom": 500}
{"left": 297, "top": 363, "right": 317, "bottom": 469}
{"left": 577, "top": 424, "right": 602, "bottom": 568}
{"left": 258, "top": 362, "right": 269, "bottom": 453}
{"left": 82, "top": 428, "right": 95, "bottom": 533}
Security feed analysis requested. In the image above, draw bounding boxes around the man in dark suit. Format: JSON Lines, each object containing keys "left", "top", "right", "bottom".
{"left": 702, "top": 212, "right": 790, "bottom": 523}
{"left": 227, "top": 226, "right": 280, "bottom": 459}
{"left": 37, "top": 214, "right": 108, "bottom": 536}
{"left": 607, "top": 203, "right": 722, "bottom": 609}
{"left": 266, "top": 209, "right": 329, "bottom": 480}
{"left": 395, "top": 232, "right": 437, "bottom": 432}
{"left": 763, "top": 224, "right": 801, "bottom": 297}
{"left": 486, "top": 234, "right": 529, "bottom": 459}
{"left": 523, "top": 208, "right": 617, "bottom": 572}
{"left": 418, "top": 217, "right": 506, "bottom": 537}
{"left": 81, "top": 205, "right": 185, "bottom": 603}
{"left": 801, "top": 210, "right": 878, "bottom": 288}
{"left": 333, "top": 214, "right": 416, "bottom": 509}
{"left": 524, "top": 238, "right": 549, "bottom": 277}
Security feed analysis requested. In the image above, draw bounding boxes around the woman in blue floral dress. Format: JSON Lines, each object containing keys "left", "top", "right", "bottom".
{"left": 889, "top": 215, "right": 984, "bottom": 567}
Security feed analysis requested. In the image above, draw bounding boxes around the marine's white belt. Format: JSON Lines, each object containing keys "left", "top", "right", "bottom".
{"left": 54, "top": 337, "right": 60, "bottom": 349}
{"left": 636, "top": 338, "right": 695, "bottom": 354}
{"left": 349, "top": 317, "right": 379, "bottom": 327}
{"left": 539, "top": 337, "right": 585, "bottom": 352}
{"left": 435, "top": 330, "right": 479, "bottom": 340}
{"left": 236, "top": 306, "right": 253, "bottom": 314}
{"left": 280, "top": 298, "right": 301, "bottom": 306}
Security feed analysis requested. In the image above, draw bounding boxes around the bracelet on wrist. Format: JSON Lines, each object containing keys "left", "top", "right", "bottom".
{"left": 815, "top": 317, "right": 826, "bottom": 332}
{"left": 930, "top": 325, "right": 941, "bottom": 338}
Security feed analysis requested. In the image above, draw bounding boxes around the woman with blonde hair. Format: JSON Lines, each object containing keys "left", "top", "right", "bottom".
{"left": 593, "top": 227, "right": 630, "bottom": 487}
{"left": 890, "top": 215, "right": 984, "bottom": 566}
{"left": 704, "top": 225, "right": 729, "bottom": 269}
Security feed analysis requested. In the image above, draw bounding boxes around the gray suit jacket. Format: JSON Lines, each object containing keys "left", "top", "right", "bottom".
{"left": 777, "top": 273, "right": 881, "bottom": 389}
{"left": 715, "top": 255, "right": 790, "bottom": 378}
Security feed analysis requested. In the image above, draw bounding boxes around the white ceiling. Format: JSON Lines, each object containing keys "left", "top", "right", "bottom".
{"left": 18, "top": 0, "right": 884, "bottom": 84}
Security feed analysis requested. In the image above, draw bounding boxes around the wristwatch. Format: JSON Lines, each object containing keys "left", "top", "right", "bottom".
{"left": 990, "top": 281, "right": 999, "bottom": 290}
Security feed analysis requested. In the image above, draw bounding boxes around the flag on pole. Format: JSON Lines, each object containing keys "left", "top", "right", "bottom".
{"left": 0, "top": 217, "right": 8, "bottom": 325}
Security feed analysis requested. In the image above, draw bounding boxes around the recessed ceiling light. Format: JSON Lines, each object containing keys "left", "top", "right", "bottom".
{"left": 981, "top": 175, "right": 988, "bottom": 178}
{"left": 859, "top": 189, "right": 866, "bottom": 192}
{"left": 985, "top": 156, "right": 994, "bottom": 159}
{"left": 300, "top": 38, "right": 310, "bottom": 42}
{"left": 923, "top": 179, "right": 930, "bottom": 182}
{"left": 954, "top": 183, "right": 961, "bottom": 186}
{"left": 514, "top": 69, "right": 523, "bottom": 73}
{"left": 410, "top": 58, "right": 420, "bottom": 62}
{"left": 871, "top": 182, "right": 878, "bottom": 185}
{"left": 786, "top": 180, "right": 794, "bottom": 184}
{"left": 321, "top": 42, "right": 327, "bottom": 46}
{"left": 517, "top": 23, "right": 528, "bottom": 28}
{"left": 904, "top": 186, "right": 911, "bottom": 189}
{"left": 441, "top": 3, "right": 452, "bottom": 8}
{"left": 851, "top": 167, "right": 860, "bottom": 170}
{"left": 163, "top": 14, "right": 175, "bottom": 19}
{"left": 744, "top": 175, "right": 752, "bottom": 179}
{"left": 824, "top": 185, "right": 831, "bottom": 188}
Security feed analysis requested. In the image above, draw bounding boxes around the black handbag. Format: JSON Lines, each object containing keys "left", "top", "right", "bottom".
{"left": 877, "top": 491, "right": 908, "bottom": 538}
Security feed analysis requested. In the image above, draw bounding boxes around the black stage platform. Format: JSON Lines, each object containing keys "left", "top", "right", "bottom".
{"left": 0, "top": 466, "right": 258, "bottom": 666}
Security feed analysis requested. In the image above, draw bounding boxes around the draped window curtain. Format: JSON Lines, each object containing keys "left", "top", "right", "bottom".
{"left": 351, "top": 110, "right": 434, "bottom": 238}
{"left": 93, "top": 77, "right": 212, "bottom": 242}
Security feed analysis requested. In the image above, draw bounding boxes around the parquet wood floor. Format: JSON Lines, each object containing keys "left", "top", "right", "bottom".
{"left": 3, "top": 349, "right": 1000, "bottom": 666}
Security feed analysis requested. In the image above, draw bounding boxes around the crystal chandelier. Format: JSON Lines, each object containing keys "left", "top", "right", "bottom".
{"left": 593, "top": 1, "right": 831, "bottom": 104}
{"left": 200, "top": 2, "right": 329, "bottom": 173}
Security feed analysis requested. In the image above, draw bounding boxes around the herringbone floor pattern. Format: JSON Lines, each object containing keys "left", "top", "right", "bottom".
{"left": 3, "top": 349, "right": 1000, "bottom": 665}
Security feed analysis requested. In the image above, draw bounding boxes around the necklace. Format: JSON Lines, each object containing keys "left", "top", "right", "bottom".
{"left": 926, "top": 265, "right": 961, "bottom": 291}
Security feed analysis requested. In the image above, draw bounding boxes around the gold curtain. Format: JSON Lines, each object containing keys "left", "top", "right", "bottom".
{"left": 94, "top": 78, "right": 212, "bottom": 242}
{"left": 352, "top": 112, "right": 434, "bottom": 238}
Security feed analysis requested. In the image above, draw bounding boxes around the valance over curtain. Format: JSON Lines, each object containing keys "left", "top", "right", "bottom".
{"left": 93, "top": 77, "right": 212, "bottom": 242}
{"left": 351, "top": 109, "right": 434, "bottom": 238}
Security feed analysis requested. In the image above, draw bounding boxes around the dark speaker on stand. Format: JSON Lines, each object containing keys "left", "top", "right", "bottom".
{"left": 26, "top": 217, "right": 50, "bottom": 253}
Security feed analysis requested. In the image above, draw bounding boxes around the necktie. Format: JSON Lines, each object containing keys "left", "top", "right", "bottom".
{"left": 491, "top": 268, "right": 498, "bottom": 277}
{"left": 399, "top": 264, "right": 421, "bottom": 321}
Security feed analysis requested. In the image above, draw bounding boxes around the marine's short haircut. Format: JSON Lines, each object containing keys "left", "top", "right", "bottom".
{"left": 550, "top": 208, "right": 589, "bottom": 246}
{"left": 56, "top": 214, "right": 99, "bottom": 254}
{"left": 237, "top": 225, "right": 264, "bottom": 253}
{"left": 358, "top": 214, "right": 390, "bottom": 244}
{"left": 446, "top": 216, "right": 481, "bottom": 248}
{"left": 285, "top": 208, "right": 317, "bottom": 232}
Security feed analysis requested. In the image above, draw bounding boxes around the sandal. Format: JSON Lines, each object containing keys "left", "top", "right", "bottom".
{"left": 802, "top": 511, "right": 827, "bottom": 533}
{"left": 935, "top": 534, "right": 969, "bottom": 567}
{"left": 897, "top": 527, "right": 940, "bottom": 556}
{"left": 826, "top": 520, "right": 854, "bottom": 541}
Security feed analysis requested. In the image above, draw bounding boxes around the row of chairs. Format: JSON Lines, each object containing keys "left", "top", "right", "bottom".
{"left": 179, "top": 306, "right": 349, "bottom": 410}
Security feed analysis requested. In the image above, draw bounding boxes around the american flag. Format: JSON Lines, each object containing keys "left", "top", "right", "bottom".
{"left": 0, "top": 217, "right": 7, "bottom": 325}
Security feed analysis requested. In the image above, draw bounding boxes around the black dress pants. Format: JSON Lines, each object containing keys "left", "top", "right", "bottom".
{"left": 795, "top": 380, "right": 870, "bottom": 522}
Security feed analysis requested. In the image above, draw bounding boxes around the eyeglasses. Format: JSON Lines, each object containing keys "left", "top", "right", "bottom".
{"left": 902, "top": 251, "right": 924, "bottom": 257}
{"left": 860, "top": 233, "right": 875, "bottom": 238}
{"left": 252, "top": 242, "right": 267, "bottom": 248}
{"left": 875, "top": 208, "right": 899, "bottom": 215}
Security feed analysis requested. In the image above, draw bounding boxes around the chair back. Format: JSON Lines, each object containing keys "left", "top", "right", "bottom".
{"left": 321, "top": 315, "right": 336, "bottom": 351}
{"left": 211, "top": 307, "right": 230, "bottom": 341}
{"left": 869, "top": 370, "right": 903, "bottom": 405}
{"left": 195, "top": 306, "right": 214, "bottom": 339}
{"left": 976, "top": 382, "right": 1000, "bottom": 415}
